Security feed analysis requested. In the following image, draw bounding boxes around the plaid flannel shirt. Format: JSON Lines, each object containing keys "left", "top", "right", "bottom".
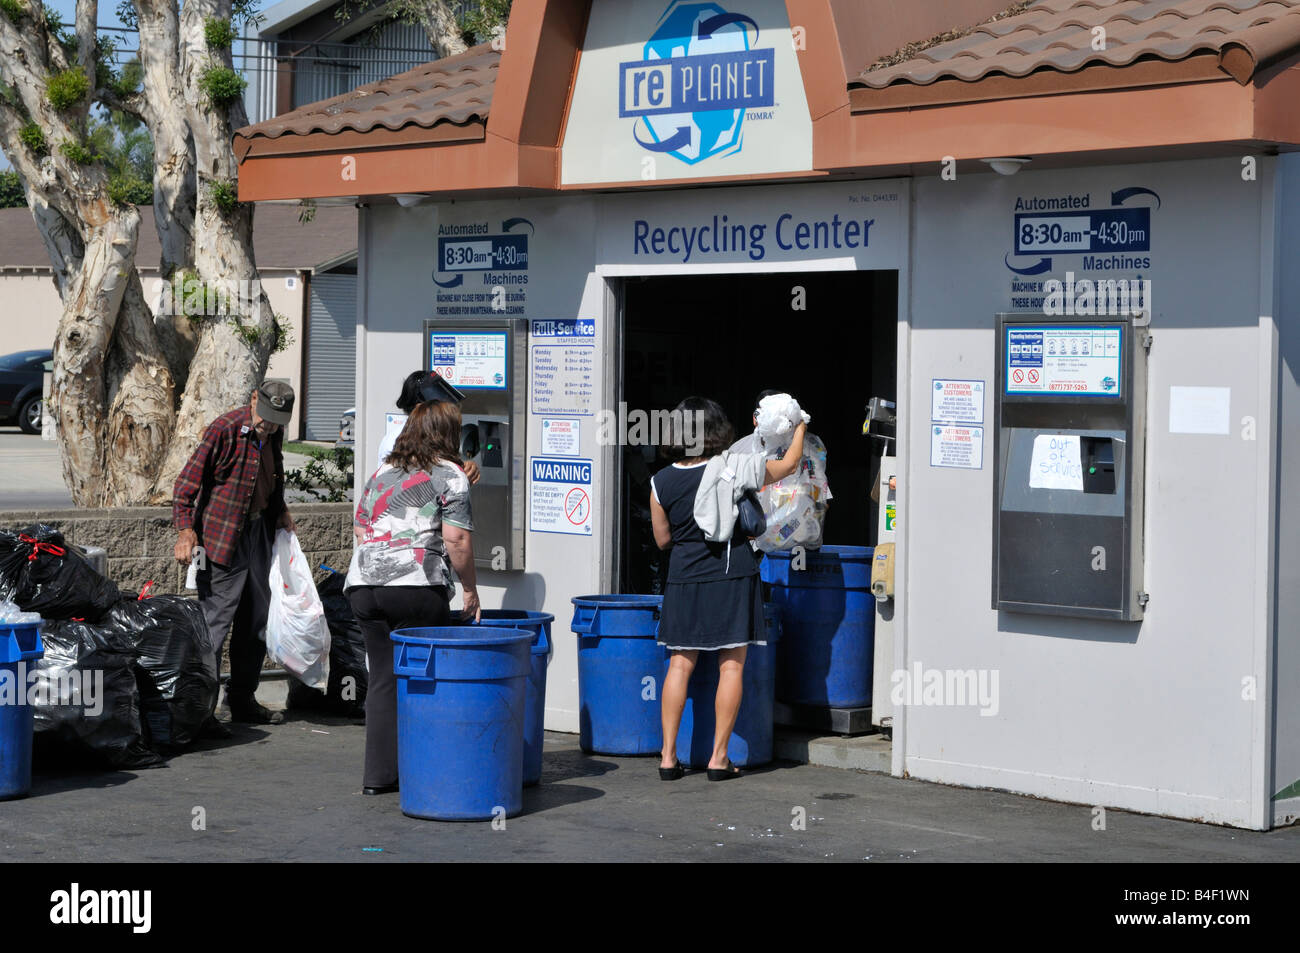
{"left": 172, "top": 406, "right": 285, "bottom": 568}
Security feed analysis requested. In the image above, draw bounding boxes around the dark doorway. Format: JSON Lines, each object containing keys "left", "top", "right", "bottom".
{"left": 619, "top": 270, "right": 898, "bottom": 594}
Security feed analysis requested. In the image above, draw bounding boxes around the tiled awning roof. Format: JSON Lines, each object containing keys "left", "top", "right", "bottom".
{"left": 234, "top": 44, "right": 499, "bottom": 154}
{"left": 856, "top": 0, "right": 1300, "bottom": 93}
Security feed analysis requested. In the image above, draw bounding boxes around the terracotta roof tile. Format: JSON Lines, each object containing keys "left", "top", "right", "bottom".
{"left": 856, "top": 0, "right": 1300, "bottom": 89}
{"left": 235, "top": 43, "right": 499, "bottom": 143}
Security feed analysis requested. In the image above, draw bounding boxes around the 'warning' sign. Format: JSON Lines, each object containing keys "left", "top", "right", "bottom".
{"left": 530, "top": 457, "right": 593, "bottom": 536}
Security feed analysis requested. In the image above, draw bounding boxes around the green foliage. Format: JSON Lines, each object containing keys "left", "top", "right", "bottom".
{"left": 89, "top": 106, "right": 153, "bottom": 204}
{"left": 286, "top": 447, "right": 354, "bottom": 503}
{"left": 197, "top": 65, "right": 247, "bottom": 108}
{"left": 208, "top": 178, "right": 240, "bottom": 215}
{"left": 58, "top": 138, "right": 99, "bottom": 164}
{"left": 40, "top": 3, "right": 60, "bottom": 31}
{"left": 46, "top": 68, "right": 90, "bottom": 111}
{"left": 19, "top": 121, "right": 47, "bottom": 154}
{"left": 297, "top": 199, "right": 316, "bottom": 225}
{"left": 225, "top": 313, "right": 291, "bottom": 353}
{"left": 204, "top": 16, "right": 238, "bottom": 50}
{"left": 0, "top": 171, "right": 26, "bottom": 208}
{"left": 460, "top": 0, "right": 511, "bottom": 45}
{"left": 271, "top": 312, "right": 294, "bottom": 354}
{"left": 107, "top": 172, "right": 151, "bottom": 207}
{"left": 175, "top": 270, "right": 226, "bottom": 317}
{"left": 0, "top": 0, "right": 25, "bottom": 25}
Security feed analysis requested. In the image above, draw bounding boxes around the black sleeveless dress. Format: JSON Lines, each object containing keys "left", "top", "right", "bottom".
{"left": 652, "top": 462, "right": 765, "bottom": 651}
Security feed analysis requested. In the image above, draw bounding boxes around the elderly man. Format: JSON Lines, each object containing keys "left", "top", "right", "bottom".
{"left": 173, "top": 380, "right": 296, "bottom": 726}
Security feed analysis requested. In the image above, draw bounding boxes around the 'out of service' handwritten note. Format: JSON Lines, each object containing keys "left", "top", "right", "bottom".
{"left": 1030, "top": 434, "right": 1083, "bottom": 491}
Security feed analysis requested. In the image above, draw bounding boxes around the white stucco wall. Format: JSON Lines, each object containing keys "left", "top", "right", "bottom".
{"left": 901, "top": 157, "right": 1278, "bottom": 828}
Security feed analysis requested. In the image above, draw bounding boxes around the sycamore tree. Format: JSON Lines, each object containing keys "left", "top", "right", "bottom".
{"left": 0, "top": 0, "right": 508, "bottom": 508}
{"left": 0, "top": 0, "right": 278, "bottom": 506}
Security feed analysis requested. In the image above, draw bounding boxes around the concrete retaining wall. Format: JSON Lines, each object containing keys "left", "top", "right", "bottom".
{"left": 1, "top": 502, "right": 354, "bottom": 595}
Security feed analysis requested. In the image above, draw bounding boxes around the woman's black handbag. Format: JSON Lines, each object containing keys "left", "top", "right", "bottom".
{"left": 737, "top": 489, "right": 766, "bottom": 539}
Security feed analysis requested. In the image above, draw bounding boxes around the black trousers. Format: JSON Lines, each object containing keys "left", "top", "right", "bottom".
{"left": 348, "top": 585, "right": 451, "bottom": 787}
{"left": 197, "top": 515, "right": 274, "bottom": 705}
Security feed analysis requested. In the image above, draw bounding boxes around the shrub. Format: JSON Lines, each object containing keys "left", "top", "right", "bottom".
{"left": 107, "top": 173, "right": 151, "bottom": 207}
{"left": 58, "top": 138, "right": 98, "bottom": 164}
{"left": 286, "top": 447, "right": 354, "bottom": 503}
{"left": 203, "top": 16, "right": 237, "bottom": 49}
{"left": 197, "top": 65, "right": 247, "bottom": 107}
{"left": 207, "top": 178, "right": 240, "bottom": 215}
{"left": 0, "top": 0, "right": 25, "bottom": 25}
{"left": 19, "top": 121, "right": 47, "bottom": 154}
{"left": 45, "top": 67, "right": 90, "bottom": 111}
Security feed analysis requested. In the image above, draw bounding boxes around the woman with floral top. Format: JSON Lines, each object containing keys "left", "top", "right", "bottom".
{"left": 345, "top": 400, "right": 481, "bottom": 796}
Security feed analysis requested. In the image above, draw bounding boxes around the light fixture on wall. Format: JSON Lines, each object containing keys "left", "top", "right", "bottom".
{"left": 393, "top": 193, "right": 433, "bottom": 207}
{"left": 981, "top": 157, "right": 1031, "bottom": 176}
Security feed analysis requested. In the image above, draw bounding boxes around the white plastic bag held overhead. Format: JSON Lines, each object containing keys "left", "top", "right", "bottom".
{"left": 266, "top": 529, "right": 331, "bottom": 690}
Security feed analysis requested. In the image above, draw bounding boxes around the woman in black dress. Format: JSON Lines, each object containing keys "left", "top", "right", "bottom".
{"left": 651, "top": 397, "right": 806, "bottom": 780}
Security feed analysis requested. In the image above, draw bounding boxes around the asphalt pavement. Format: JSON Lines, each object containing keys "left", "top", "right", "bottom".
{"left": 0, "top": 430, "right": 323, "bottom": 512}
{"left": 0, "top": 430, "right": 73, "bottom": 511}
{"left": 3, "top": 678, "right": 1297, "bottom": 863}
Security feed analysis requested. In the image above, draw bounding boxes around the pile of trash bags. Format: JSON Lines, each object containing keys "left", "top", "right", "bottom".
{"left": 750, "top": 394, "right": 834, "bottom": 552}
{"left": 1, "top": 524, "right": 219, "bottom": 770}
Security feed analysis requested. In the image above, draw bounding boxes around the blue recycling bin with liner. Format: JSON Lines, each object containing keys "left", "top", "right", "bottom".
{"left": 762, "top": 545, "right": 875, "bottom": 709}
{"left": 465, "top": 609, "right": 554, "bottom": 786}
{"left": 391, "top": 626, "right": 533, "bottom": 821}
{"left": 1, "top": 619, "right": 44, "bottom": 800}
{"left": 571, "top": 595, "right": 666, "bottom": 755}
{"left": 673, "top": 603, "right": 781, "bottom": 768}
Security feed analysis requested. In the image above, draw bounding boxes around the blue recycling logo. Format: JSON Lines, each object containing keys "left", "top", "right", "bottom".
{"left": 620, "top": 2, "right": 774, "bottom": 166}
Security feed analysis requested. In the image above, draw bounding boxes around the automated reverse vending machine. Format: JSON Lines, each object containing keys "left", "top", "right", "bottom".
{"left": 992, "top": 313, "right": 1149, "bottom": 621}
{"left": 424, "top": 320, "right": 527, "bottom": 569}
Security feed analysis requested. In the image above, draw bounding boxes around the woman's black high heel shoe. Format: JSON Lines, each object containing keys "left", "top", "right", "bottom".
{"left": 658, "top": 760, "right": 685, "bottom": 781}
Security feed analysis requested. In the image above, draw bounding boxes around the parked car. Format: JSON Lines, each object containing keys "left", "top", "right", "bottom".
{"left": 0, "top": 349, "right": 53, "bottom": 434}
{"left": 337, "top": 407, "right": 355, "bottom": 447}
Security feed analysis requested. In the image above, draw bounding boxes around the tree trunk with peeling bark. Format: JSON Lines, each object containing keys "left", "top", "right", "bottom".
{"left": 0, "top": 0, "right": 274, "bottom": 507}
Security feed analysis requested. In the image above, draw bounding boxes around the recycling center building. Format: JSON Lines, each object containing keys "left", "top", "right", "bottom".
{"left": 234, "top": 0, "right": 1300, "bottom": 829}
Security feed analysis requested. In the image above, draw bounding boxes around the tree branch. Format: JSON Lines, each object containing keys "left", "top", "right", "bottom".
{"left": 95, "top": 84, "right": 148, "bottom": 124}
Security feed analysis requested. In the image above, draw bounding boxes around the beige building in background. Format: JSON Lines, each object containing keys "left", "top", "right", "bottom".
{"left": 0, "top": 203, "right": 358, "bottom": 440}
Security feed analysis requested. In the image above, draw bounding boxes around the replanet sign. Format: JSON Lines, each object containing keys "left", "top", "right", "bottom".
{"left": 563, "top": 0, "right": 811, "bottom": 185}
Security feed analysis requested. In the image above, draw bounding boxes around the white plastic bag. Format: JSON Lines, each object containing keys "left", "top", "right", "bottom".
{"left": 266, "top": 529, "right": 331, "bottom": 690}
{"left": 755, "top": 431, "right": 833, "bottom": 553}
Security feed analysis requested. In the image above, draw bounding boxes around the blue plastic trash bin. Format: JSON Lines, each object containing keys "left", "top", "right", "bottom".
{"left": 673, "top": 604, "right": 782, "bottom": 768}
{"left": 571, "top": 595, "right": 666, "bottom": 755}
{"left": 468, "top": 610, "right": 554, "bottom": 786}
{"left": 391, "top": 626, "right": 532, "bottom": 821}
{"left": 0, "top": 620, "right": 44, "bottom": 801}
{"left": 762, "top": 545, "right": 875, "bottom": 709}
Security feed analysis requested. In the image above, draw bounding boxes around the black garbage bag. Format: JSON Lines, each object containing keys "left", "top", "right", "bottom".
{"left": 287, "top": 572, "right": 367, "bottom": 717}
{"left": 0, "top": 525, "right": 120, "bottom": 622}
{"left": 107, "top": 595, "right": 219, "bottom": 749}
{"left": 30, "top": 618, "right": 164, "bottom": 770}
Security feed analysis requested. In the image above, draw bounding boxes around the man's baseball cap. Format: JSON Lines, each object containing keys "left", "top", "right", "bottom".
{"left": 417, "top": 371, "right": 465, "bottom": 405}
{"left": 256, "top": 380, "right": 295, "bottom": 427}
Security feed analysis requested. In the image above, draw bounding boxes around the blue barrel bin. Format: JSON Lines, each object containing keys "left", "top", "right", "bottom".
{"left": 571, "top": 595, "right": 666, "bottom": 755}
{"left": 466, "top": 610, "right": 554, "bottom": 787}
{"left": 391, "top": 626, "right": 532, "bottom": 821}
{"left": 673, "top": 604, "right": 782, "bottom": 768}
{"left": 762, "top": 545, "right": 875, "bottom": 709}
{"left": 1, "top": 620, "right": 44, "bottom": 801}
